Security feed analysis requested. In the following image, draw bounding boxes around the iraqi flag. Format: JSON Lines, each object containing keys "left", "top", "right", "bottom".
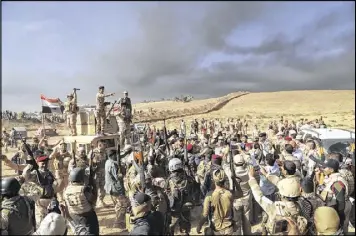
{"left": 40, "top": 94, "right": 65, "bottom": 114}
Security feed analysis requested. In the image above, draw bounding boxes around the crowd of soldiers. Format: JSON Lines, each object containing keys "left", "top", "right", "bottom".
{"left": 1, "top": 91, "right": 355, "bottom": 235}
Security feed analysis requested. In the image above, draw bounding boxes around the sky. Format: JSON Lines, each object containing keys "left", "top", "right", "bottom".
{"left": 2, "top": 1, "right": 355, "bottom": 112}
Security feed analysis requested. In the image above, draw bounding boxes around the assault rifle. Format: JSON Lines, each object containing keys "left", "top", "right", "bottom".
{"left": 88, "top": 146, "right": 96, "bottom": 190}
{"left": 117, "top": 141, "right": 121, "bottom": 177}
{"left": 106, "top": 100, "right": 117, "bottom": 119}
{"left": 20, "top": 135, "right": 44, "bottom": 185}
{"left": 163, "top": 119, "right": 170, "bottom": 155}
{"left": 72, "top": 141, "right": 77, "bottom": 168}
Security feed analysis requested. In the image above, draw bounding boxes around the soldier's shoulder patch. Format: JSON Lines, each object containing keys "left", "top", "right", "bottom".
{"left": 331, "top": 181, "right": 346, "bottom": 193}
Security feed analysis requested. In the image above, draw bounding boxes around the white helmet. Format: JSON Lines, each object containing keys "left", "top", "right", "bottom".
{"left": 168, "top": 158, "right": 183, "bottom": 172}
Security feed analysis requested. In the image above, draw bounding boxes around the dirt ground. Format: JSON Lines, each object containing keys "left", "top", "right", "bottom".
{"left": 1, "top": 90, "right": 354, "bottom": 234}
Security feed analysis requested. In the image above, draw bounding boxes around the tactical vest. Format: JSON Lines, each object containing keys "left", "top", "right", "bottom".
{"left": 64, "top": 184, "right": 93, "bottom": 215}
{"left": 321, "top": 173, "right": 349, "bottom": 207}
{"left": 1, "top": 196, "right": 35, "bottom": 235}
{"left": 266, "top": 200, "right": 302, "bottom": 234}
{"left": 339, "top": 168, "right": 354, "bottom": 196}
{"left": 167, "top": 175, "right": 194, "bottom": 212}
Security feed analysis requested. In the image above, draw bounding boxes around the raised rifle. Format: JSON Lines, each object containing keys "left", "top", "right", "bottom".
{"left": 72, "top": 141, "right": 77, "bottom": 168}
{"left": 117, "top": 141, "right": 121, "bottom": 176}
{"left": 20, "top": 135, "right": 44, "bottom": 185}
{"left": 88, "top": 146, "right": 96, "bottom": 190}
{"left": 106, "top": 100, "right": 117, "bottom": 119}
{"left": 163, "top": 119, "right": 170, "bottom": 155}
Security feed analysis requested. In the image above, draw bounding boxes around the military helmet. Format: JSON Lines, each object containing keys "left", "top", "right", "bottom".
{"left": 168, "top": 158, "right": 183, "bottom": 172}
{"left": 277, "top": 177, "right": 301, "bottom": 198}
{"left": 1, "top": 177, "right": 21, "bottom": 196}
{"left": 233, "top": 154, "right": 245, "bottom": 165}
{"left": 212, "top": 169, "right": 226, "bottom": 183}
{"left": 69, "top": 167, "right": 85, "bottom": 183}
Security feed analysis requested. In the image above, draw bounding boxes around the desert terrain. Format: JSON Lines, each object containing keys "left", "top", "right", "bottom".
{"left": 1, "top": 90, "right": 355, "bottom": 235}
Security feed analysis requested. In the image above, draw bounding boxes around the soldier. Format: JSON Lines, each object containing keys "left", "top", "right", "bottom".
{"left": 49, "top": 141, "right": 72, "bottom": 202}
{"left": 130, "top": 172, "right": 170, "bottom": 234}
{"left": 64, "top": 167, "right": 99, "bottom": 235}
{"left": 68, "top": 146, "right": 89, "bottom": 173}
{"left": 2, "top": 129, "right": 9, "bottom": 152}
{"left": 314, "top": 206, "right": 342, "bottom": 235}
{"left": 248, "top": 168, "right": 307, "bottom": 235}
{"left": 9, "top": 127, "right": 17, "bottom": 148}
{"left": 258, "top": 132, "right": 274, "bottom": 157}
{"left": 1, "top": 177, "right": 36, "bottom": 235}
{"left": 95, "top": 86, "right": 115, "bottom": 135}
{"left": 165, "top": 158, "right": 196, "bottom": 235}
{"left": 89, "top": 140, "right": 108, "bottom": 207}
{"left": 64, "top": 89, "right": 79, "bottom": 136}
{"left": 231, "top": 153, "right": 252, "bottom": 234}
{"left": 202, "top": 154, "right": 224, "bottom": 196}
{"left": 130, "top": 192, "right": 165, "bottom": 235}
{"left": 316, "top": 158, "right": 349, "bottom": 233}
{"left": 22, "top": 155, "right": 56, "bottom": 223}
{"left": 120, "top": 90, "right": 132, "bottom": 116}
{"left": 197, "top": 169, "right": 235, "bottom": 235}
{"left": 104, "top": 150, "right": 129, "bottom": 231}
{"left": 297, "top": 177, "right": 325, "bottom": 235}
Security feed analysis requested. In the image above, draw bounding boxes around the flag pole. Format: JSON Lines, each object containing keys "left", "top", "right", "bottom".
{"left": 40, "top": 95, "right": 46, "bottom": 138}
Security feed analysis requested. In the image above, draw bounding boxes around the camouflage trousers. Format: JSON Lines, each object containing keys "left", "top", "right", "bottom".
{"left": 35, "top": 198, "right": 52, "bottom": 226}
{"left": 118, "top": 122, "right": 130, "bottom": 147}
{"left": 111, "top": 195, "right": 130, "bottom": 230}
{"left": 95, "top": 109, "right": 106, "bottom": 133}
{"left": 213, "top": 226, "right": 235, "bottom": 235}
{"left": 233, "top": 194, "right": 252, "bottom": 235}
{"left": 54, "top": 170, "right": 69, "bottom": 202}
{"left": 95, "top": 171, "right": 106, "bottom": 201}
{"left": 66, "top": 113, "right": 77, "bottom": 135}
{"left": 170, "top": 211, "right": 191, "bottom": 234}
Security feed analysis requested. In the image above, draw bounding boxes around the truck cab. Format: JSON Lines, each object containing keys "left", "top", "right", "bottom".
{"left": 299, "top": 128, "right": 355, "bottom": 156}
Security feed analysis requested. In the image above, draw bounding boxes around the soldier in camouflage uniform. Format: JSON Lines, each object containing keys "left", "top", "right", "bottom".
{"left": 22, "top": 155, "right": 56, "bottom": 224}
{"left": 67, "top": 146, "right": 89, "bottom": 173}
{"left": 165, "top": 158, "right": 196, "bottom": 235}
{"left": 64, "top": 89, "right": 79, "bottom": 136}
{"left": 64, "top": 167, "right": 99, "bottom": 235}
{"left": 95, "top": 86, "right": 115, "bottom": 135}
{"left": 231, "top": 153, "right": 252, "bottom": 234}
{"left": 89, "top": 140, "right": 108, "bottom": 207}
{"left": 129, "top": 173, "right": 170, "bottom": 234}
{"left": 248, "top": 168, "right": 307, "bottom": 235}
{"left": 49, "top": 141, "right": 72, "bottom": 202}
{"left": 197, "top": 169, "right": 235, "bottom": 235}
{"left": 1, "top": 177, "right": 36, "bottom": 235}
{"left": 2, "top": 129, "right": 9, "bottom": 152}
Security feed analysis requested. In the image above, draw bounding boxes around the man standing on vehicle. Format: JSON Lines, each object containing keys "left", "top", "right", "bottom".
{"left": 96, "top": 86, "right": 115, "bottom": 135}
{"left": 64, "top": 89, "right": 79, "bottom": 136}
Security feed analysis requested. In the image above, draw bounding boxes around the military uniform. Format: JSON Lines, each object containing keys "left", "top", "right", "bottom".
{"left": 1, "top": 178, "right": 36, "bottom": 235}
{"left": 22, "top": 157, "right": 56, "bottom": 224}
{"left": 95, "top": 86, "right": 114, "bottom": 134}
{"left": 49, "top": 143, "right": 72, "bottom": 202}
{"left": 64, "top": 91, "right": 78, "bottom": 136}
{"left": 231, "top": 154, "right": 252, "bottom": 235}
{"left": 90, "top": 147, "right": 107, "bottom": 206}
{"left": 249, "top": 176, "right": 307, "bottom": 235}
{"left": 64, "top": 168, "right": 99, "bottom": 235}
{"left": 2, "top": 131, "right": 9, "bottom": 152}
{"left": 198, "top": 169, "right": 235, "bottom": 235}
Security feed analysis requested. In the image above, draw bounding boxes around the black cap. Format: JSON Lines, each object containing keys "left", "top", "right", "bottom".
{"left": 99, "top": 86, "right": 104, "bottom": 89}
{"left": 322, "top": 158, "right": 340, "bottom": 172}
{"left": 259, "top": 132, "right": 267, "bottom": 137}
{"left": 134, "top": 192, "right": 151, "bottom": 205}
